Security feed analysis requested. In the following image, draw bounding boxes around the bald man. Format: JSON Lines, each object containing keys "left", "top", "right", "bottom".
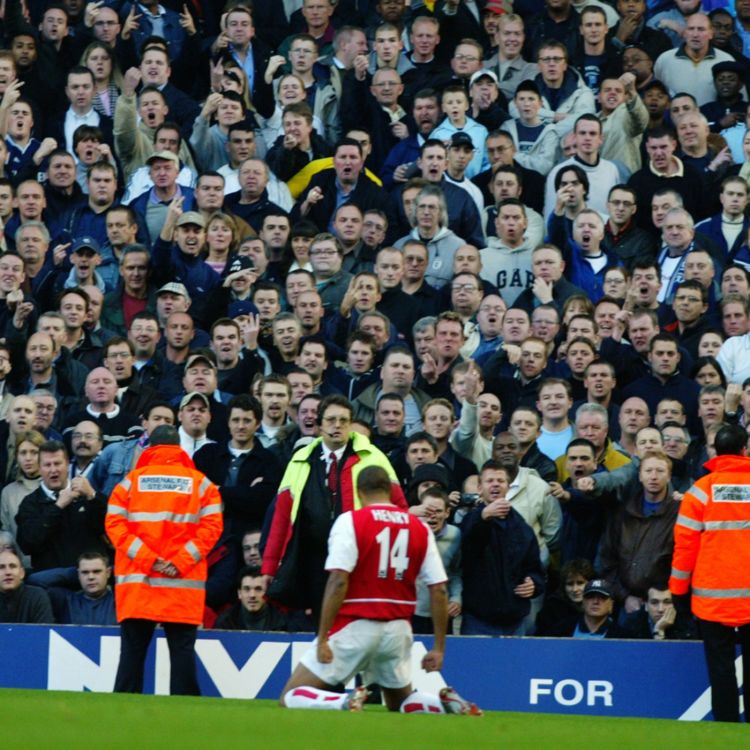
{"left": 62, "top": 367, "right": 142, "bottom": 446}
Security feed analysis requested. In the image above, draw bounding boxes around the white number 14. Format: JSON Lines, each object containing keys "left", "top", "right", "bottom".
{"left": 375, "top": 527, "right": 410, "bottom": 580}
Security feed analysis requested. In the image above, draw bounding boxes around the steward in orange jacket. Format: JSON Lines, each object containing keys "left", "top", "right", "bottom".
{"left": 669, "top": 425, "right": 750, "bottom": 722}
{"left": 106, "top": 443, "right": 223, "bottom": 625}
{"left": 670, "top": 453, "right": 750, "bottom": 626}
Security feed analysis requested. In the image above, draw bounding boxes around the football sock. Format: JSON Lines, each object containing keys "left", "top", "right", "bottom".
{"left": 284, "top": 686, "right": 348, "bottom": 710}
{"left": 399, "top": 690, "right": 446, "bottom": 714}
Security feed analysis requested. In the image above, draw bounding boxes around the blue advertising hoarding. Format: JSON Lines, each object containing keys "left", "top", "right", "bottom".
{"left": 0, "top": 625, "right": 723, "bottom": 720}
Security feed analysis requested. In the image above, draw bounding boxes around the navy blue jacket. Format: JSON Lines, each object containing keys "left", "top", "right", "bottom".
{"left": 461, "top": 505, "right": 545, "bottom": 626}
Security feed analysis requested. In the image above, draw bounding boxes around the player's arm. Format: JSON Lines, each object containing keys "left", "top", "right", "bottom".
{"left": 316, "top": 569, "right": 350, "bottom": 664}
{"left": 422, "top": 581, "right": 448, "bottom": 672}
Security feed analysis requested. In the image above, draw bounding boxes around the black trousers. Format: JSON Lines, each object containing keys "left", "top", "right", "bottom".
{"left": 698, "top": 618, "right": 750, "bottom": 722}
{"left": 114, "top": 618, "right": 200, "bottom": 696}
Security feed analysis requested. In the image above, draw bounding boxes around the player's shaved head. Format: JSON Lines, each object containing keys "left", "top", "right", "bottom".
{"left": 357, "top": 465, "right": 393, "bottom": 499}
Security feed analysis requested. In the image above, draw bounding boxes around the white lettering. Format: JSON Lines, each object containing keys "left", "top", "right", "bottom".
{"left": 47, "top": 631, "right": 120, "bottom": 692}
{"left": 713, "top": 485, "right": 750, "bottom": 503}
{"left": 371, "top": 509, "right": 409, "bottom": 524}
{"left": 530, "top": 678, "right": 553, "bottom": 704}
{"left": 530, "top": 678, "right": 614, "bottom": 707}
{"left": 195, "top": 640, "right": 291, "bottom": 698}
{"left": 588, "top": 680, "right": 613, "bottom": 706}
{"left": 554, "top": 679, "right": 584, "bottom": 706}
{"left": 138, "top": 475, "right": 193, "bottom": 494}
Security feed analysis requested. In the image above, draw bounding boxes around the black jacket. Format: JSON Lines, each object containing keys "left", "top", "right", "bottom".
{"left": 0, "top": 584, "right": 54, "bottom": 624}
{"left": 16, "top": 486, "right": 108, "bottom": 570}
{"left": 291, "top": 169, "right": 399, "bottom": 243}
{"left": 266, "top": 132, "right": 333, "bottom": 182}
{"left": 193, "top": 441, "right": 283, "bottom": 537}
{"left": 461, "top": 505, "right": 545, "bottom": 625}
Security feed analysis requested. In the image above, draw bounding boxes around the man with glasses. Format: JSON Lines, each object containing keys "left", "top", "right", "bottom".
{"left": 309, "top": 233, "right": 353, "bottom": 312}
{"left": 519, "top": 40, "right": 595, "bottom": 138}
{"left": 603, "top": 184, "right": 657, "bottom": 264}
{"left": 400, "top": 240, "right": 441, "bottom": 314}
{"left": 262, "top": 394, "right": 406, "bottom": 623}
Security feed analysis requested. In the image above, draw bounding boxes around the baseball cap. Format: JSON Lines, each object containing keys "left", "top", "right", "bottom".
{"left": 71, "top": 236, "right": 101, "bottom": 255}
{"left": 583, "top": 579, "right": 613, "bottom": 599}
{"left": 146, "top": 150, "right": 179, "bottom": 166}
{"left": 179, "top": 391, "right": 210, "bottom": 409}
{"left": 184, "top": 352, "right": 217, "bottom": 371}
{"left": 176, "top": 211, "right": 206, "bottom": 229}
{"left": 157, "top": 282, "right": 190, "bottom": 298}
{"left": 226, "top": 255, "right": 255, "bottom": 275}
{"left": 449, "top": 132, "right": 475, "bottom": 150}
{"left": 228, "top": 300, "right": 259, "bottom": 319}
{"left": 469, "top": 69, "right": 499, "bottom": 88}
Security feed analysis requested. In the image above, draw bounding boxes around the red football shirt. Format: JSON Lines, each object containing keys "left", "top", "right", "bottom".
{"left": 325, "top": 504, "right": 446, "bottom": 632}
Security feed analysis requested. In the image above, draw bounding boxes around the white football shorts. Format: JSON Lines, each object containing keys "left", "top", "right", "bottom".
{"left": 299, "top": 618, "right": 413, "bottom": 688}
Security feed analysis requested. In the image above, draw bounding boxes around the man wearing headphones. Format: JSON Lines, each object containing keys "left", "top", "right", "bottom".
{"left": 262, "top": 394, "right": 407, "bottom": 625}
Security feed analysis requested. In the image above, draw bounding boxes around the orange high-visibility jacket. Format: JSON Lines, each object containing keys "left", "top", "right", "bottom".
{"left": 669, "top": 454, "right": 750, "bottom": 627}
{"left": 105, "top": 444, "right": 223, "bottom": 625}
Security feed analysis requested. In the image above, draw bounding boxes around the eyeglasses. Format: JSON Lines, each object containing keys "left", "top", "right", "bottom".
{"left": 609, "top": 199, "right": 634, "bottom": 207}
{"left": 106, "top": 351, "right": 132, "bottom": 360}
{"left": 452, "top": 283, "right": 479, "bottom": 292}
{"left": 416, "top": 203, "right": 439, "bottom": 212}
{"left": 663, "top": 436, "right": 689, "bottom": 444}
{"left": 538, "top": 56, "right": 565, "bottom": 63}
{"left": 322, "top": 416, "right": 350, "bottom": 425}
{"left": 72, "top": 432, "right": 100, "bottom": 441}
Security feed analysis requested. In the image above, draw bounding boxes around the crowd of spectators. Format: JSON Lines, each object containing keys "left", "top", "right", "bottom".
{"left": 1, "top": 0, "right": 749, "bottom": 642}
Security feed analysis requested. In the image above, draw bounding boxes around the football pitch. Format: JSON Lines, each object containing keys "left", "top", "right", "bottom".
{"left": 2, "top": 689, "right": 746, "bottom": 749}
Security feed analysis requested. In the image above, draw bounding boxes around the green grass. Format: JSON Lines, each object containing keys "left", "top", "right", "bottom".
{"left": 2, "top": 689, "right": 744, "bottom": 750}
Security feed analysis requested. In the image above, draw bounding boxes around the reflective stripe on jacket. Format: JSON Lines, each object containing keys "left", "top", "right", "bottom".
{"left": 105, "top": 444, "right": 223, "bottom": 625}
{"left": 261, "top": 432, "right": 406, "bottom": 577}
{"left": 669, "top": 454, "right": 750, "bottom": 626}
